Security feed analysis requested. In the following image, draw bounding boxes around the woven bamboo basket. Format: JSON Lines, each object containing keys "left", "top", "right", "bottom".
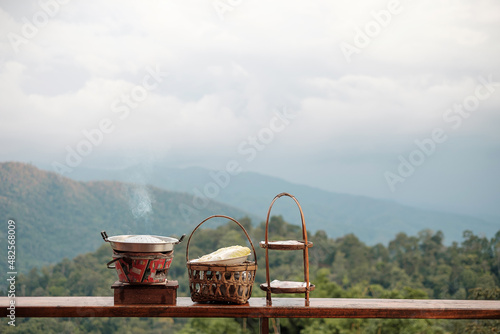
{"left": 186, "top": 215, "right": 258, "bottom": 304}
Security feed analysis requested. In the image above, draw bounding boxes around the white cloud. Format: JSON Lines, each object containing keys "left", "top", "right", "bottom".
{"left": 0, "top": 0, "right": 499, "bottom": 215}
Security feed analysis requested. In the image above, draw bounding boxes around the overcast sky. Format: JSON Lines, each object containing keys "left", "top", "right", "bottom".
{"left": 1, "top": 0, "right": 499, "bottom": 218}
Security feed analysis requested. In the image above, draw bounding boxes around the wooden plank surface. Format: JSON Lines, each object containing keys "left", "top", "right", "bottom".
{"left": 2, "top": 297, "right": 500, "bottom": 319}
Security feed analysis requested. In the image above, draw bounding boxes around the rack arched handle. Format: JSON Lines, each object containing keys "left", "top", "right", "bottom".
{"left": 263, "top": 192, "right": 308, "bottom": 245}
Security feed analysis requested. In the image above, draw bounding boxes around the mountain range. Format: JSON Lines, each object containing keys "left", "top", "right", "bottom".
{"left": 53, "top": 162, "right": 499, "bottom": 245}
{"left": 1, "top": 161, "right": 498, "bottom": 275}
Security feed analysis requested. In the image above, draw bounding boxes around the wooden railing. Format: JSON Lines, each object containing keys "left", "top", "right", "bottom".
{"left": 2, "top": 297, "right": 500, "bottom": 333}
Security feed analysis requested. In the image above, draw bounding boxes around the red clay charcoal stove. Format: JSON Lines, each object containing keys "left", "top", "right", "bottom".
{"left": 101, "top": 231, "right": 185, "bottom": 305}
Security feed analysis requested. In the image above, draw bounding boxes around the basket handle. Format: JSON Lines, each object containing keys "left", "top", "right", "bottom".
{"left": 185, "top": 215, "right": 257, "bottom": 265}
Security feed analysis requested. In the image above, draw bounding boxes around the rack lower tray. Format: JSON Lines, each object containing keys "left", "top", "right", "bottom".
{"left": 260, "top": 280, "right": 315, "bottom": 294}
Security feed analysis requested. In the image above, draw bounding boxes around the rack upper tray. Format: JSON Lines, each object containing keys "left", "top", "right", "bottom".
{"left": 259, "top": 240, "right": 313, "bottom": 250}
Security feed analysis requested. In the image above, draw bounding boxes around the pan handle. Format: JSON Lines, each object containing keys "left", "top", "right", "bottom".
{"left": 101, "top": 231, "right": 109, "bottom": 242}
{"left": 175, "top": 234, "right": 186, "bottom": 244}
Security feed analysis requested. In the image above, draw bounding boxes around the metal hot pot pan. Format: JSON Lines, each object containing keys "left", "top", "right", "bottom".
{"left": 101, "top": 231, "right": 185, "bottom": 253}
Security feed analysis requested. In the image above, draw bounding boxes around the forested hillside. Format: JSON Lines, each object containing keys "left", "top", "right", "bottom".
{"left": 0, "top": 162, "right": 255, "bottom": 276}
{"left": 2, "top": 216, "right": 499, "bottom": 333}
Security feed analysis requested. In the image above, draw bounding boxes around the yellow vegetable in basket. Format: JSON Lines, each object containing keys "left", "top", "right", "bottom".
{"left": 192, "top": 245, "right": 251, "bottom": 263}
